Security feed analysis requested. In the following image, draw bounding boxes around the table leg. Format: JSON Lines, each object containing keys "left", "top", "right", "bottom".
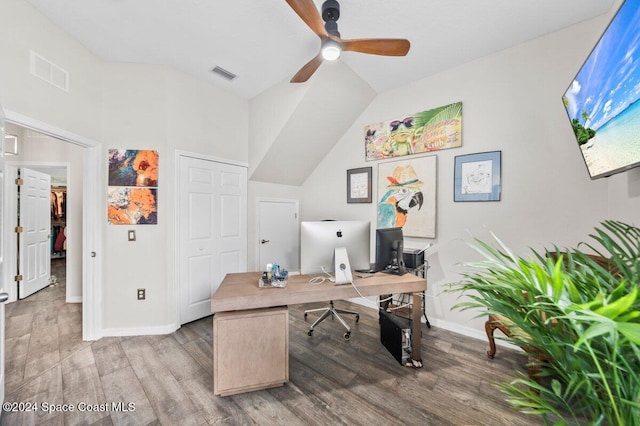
{"left": 411, "top": 292, "right": 423, "bottom": 367}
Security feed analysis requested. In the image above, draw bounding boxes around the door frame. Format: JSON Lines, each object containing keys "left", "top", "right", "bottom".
{"left": 174, "top": 149, "right": 248, "bottom": 327}
{"left": 3, "top": 110, "right": 103, "bottom": 341}
{"left": 255, "top": 198, "right": 299, "bottom": 272}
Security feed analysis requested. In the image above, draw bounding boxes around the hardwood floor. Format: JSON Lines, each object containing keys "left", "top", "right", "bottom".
{"left": 2, "top": 260, "right": 542, "bottom": 425}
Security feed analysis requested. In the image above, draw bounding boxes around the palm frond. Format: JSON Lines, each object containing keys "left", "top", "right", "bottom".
{"left": 447, "top": 220, "right": 640, "bottom": 424}
{"left": 413, "top": 102, "right": 462, "bottom": 129}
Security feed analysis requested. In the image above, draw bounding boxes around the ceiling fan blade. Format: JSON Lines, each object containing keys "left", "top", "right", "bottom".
{"left": 290, "top": 54, "right": 323, "bottom": 83}
{"left": 285, "top": 0, "right": 328, "bottom": 37}
{"left": 341, "top": 38, "right": 411, "bottom": 56}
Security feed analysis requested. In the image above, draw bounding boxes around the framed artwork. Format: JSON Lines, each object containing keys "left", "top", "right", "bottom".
{"left": 108, "top": 149, "right": 159, "bottom": 224}
{"left": 107, "top": 187, "right": 158, "bottom": 225}
{"left": 454, "top": 151, "right": 501, "bottom": 202}
{"left": 108, "top": 149, "right": 159, "bottom": 187}
{"left": 365, "top": 101, "right": 462, "bottom": 161}
{"left": 377, "top": 155, "right": 437, "bottom": 238}
{"left": 347, "top": 167, "right": 372, "bottom": 203}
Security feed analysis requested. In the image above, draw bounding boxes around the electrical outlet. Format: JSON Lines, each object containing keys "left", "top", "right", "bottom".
{"left": 137, "top": 288, "right": 145, "bottom": 300}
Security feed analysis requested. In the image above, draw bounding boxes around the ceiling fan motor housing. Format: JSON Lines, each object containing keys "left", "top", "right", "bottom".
{"left": 322, "top": 0, "right": 340, "bottom": 36}
{"left": 322, "top": 0, "right": 340, "bottom": 21}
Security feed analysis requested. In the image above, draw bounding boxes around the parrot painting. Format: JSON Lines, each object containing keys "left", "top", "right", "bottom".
{"left": 377, "top": 165, "right": 424, "bottom": 229}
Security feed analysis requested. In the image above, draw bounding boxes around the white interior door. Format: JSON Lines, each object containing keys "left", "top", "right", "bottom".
{"left": 178, "top": 154, "right": 247, "bottom": 324}
{"left": 18, "top": 167, "right": 51, "bottom": 299}
{"left": 258, "top": 199, "right": 299, "bottom": 272}
{"left": 0, "top": 105, "right": 8, "bottom": 405}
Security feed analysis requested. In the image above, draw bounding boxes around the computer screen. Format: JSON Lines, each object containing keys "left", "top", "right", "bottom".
{"left": 300, "top": 220, "right": 371, "bottom": 275}
{"left": 375, "top": 227, "right": 406, "bottom": 274}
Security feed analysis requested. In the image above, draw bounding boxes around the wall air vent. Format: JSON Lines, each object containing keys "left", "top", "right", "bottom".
{"left": 211, "top": 66, "right": 237, "bottom": 81}
{"left": 30, "top": 51, "right": 69, "bottom": 92}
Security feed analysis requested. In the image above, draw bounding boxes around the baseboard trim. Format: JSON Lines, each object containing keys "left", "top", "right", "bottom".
{"left": 101, "top": 323, "right": 179, "bottom": 337}
{"left": 100, "top": 304, "right": 518, "bottom": 352}
{"left": 66, "top": 296, "right": 82, "bottom": 303}
{"left": 426, "top": 317, "right": 521, "bottom": 351}
{"left": 349, "top": 299, "right": 520, "bottom": 351}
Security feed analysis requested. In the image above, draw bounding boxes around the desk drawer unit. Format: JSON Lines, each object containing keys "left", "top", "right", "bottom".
{"left": 213, "top": 306, "right": 289, "bottom": 396}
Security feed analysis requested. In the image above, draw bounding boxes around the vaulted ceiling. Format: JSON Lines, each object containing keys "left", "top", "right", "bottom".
{"left": 27, "top": 0, "right": 614, "bottom": 100}
{"left": 24, "top": 0, "right": 615, "bottom": 185}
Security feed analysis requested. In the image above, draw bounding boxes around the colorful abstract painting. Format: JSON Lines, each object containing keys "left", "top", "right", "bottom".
{"left": 365, "top": 102, "right": 462, "bottom": 161}
{"left": 377, "top": 155, "right": 437, "bottom": 238}
{"left": 107, "top": 187, "right": 158, "bottom": 225}
{"left": 108, "top": 149, "right": 159, "bottom": 187}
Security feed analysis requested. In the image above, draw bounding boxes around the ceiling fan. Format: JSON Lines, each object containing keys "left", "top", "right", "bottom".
{"left": 286, "top": 0, "right": 411, "bottom": 83}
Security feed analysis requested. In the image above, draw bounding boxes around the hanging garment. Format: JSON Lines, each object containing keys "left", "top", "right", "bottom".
{"left": 51, "top": 192, "right": 59, "bottom": 221}
{"left": 54, "top": 226, "right": 66, "bottom": 253}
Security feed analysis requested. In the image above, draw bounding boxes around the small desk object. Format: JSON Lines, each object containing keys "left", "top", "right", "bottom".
{"left": 211, "top": 271, "right": 426, "bottom": 396}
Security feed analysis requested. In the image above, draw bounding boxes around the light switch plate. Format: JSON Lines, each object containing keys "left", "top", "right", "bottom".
{"left": 128, "top": 230, "right": 136, "bottom": 241}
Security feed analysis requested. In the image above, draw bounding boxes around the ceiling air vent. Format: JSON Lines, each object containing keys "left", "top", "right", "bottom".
{"left": 211, "top": 66, "right": 237, "bottom": 81}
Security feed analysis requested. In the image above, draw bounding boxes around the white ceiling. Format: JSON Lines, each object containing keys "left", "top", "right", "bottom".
{"left": 26, "top": 0, "right": 615, "bottom": 100}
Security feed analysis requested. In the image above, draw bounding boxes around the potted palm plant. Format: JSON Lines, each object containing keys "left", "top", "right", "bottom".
{"left": 450, "top": 220, "right": 640, "bottom": 425}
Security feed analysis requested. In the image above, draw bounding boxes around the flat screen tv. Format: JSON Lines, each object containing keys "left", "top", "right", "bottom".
{"left": 562, "top": 0, "right": 640, "bottom": 179}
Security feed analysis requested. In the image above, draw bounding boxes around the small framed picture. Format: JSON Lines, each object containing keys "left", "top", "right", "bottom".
{"left": 454, "top": 151, "right": 501, "bottom": 202}
{"left": 347, "top": 167, "right": 372, "bottom": 203}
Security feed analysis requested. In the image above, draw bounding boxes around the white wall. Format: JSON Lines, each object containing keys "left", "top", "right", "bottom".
{"left": 100, "top": 62, "right": 250, "bottom": 331}
{"left": 301, "top": 7, "right": 636, "bottom": 339}
{"left": 0, "top": 0, "right": 250, "bottom": 335}
{"left": 0, "top": 0, "right": 103, "bottom": 140}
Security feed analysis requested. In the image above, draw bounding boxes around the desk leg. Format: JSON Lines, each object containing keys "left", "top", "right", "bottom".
{"left": 411, "top": 292, "right": 423, "bottom": 368}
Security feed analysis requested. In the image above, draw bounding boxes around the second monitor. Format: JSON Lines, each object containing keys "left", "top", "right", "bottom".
{"left": 375, "top": 227, "right": 406, "bottom": 275}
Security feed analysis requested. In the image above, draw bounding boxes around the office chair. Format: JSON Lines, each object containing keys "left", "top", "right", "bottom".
{"left": 304, "top": 301, "right": 359, "bottom": 339}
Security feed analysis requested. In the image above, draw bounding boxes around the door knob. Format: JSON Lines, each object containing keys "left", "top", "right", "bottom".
{"left": 0, "top": 293, "right": 9, "bottom": 303}
{"left": 261, "top": 239, "right": 270, "bottom": 244}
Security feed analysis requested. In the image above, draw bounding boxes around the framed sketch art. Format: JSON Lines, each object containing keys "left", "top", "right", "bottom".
{"left": 454, "top": 151, "right": 501, "bottom": 202}
{"left": 347, "top": 167, "right": 372, "bottom": 203}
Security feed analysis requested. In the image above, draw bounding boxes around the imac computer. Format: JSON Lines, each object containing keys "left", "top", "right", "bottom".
{"left": 300, "top": 220, "right": 371, "bottom": 282}
{"left": 375, "top": 227, "right": 406, "bottom": 275}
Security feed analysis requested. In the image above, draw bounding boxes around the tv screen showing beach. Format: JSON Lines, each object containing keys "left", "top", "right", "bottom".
{"left": 562, "top": 0, "right": 640, "bottom": 179}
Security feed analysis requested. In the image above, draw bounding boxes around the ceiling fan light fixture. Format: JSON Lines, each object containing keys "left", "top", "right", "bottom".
{"left": 321, "top": 39, "right": 341, "bottom": 61}
{"left": 287, "top": 0, "right": 410, "bottom": 83}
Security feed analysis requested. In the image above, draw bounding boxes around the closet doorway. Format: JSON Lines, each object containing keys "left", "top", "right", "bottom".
{"left": 4, "top": 121, "right": 81, "bottom": 304}
{"left": 2, "top": 112, "right": 101, "bottom": 341}
{"left": 176, "top": 151, "right": 248, "bottom": 325}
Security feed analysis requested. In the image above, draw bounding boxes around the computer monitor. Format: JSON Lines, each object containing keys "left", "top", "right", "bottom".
{"left": 375, "top": 227, "right": 406, "bottom": 275}
{"left": 300, "top": 220, "right": 371, "bottom": 275}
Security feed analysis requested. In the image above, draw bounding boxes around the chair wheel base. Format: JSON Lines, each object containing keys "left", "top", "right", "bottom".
{"left": 303, "top": 301, "right": 358, "bottom": 338}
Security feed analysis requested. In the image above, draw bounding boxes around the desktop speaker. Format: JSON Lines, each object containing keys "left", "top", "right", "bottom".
{"left": 379, "top": 309, "right": 411, "bottom": 365}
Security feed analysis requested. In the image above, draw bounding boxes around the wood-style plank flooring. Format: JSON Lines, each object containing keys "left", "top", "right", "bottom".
{"left": 2, "top": 259, "right": 542, "bottom": 425}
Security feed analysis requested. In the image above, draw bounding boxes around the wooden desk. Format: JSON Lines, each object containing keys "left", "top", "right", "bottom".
{"left": 211, "top": 271, "right": 426, "bottom": 395}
